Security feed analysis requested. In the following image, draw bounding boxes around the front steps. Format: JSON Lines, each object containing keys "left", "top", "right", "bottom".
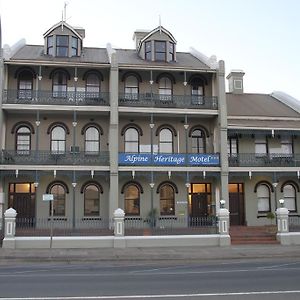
{"left": 230, "top": 226, "right": 279, "bottom": 245}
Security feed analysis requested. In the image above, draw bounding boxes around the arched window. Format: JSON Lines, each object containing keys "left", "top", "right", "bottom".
{"left": 283, "top": 184, "right": 297, "bottom": 212}
{"left": 124, "top": 184, "right": 140, "bottom": 216}
{"left": 159, "top": 77, "right": 172, "bottom": 101}
{"left": 51, "top": 126, "right": 66, "bottom": 153}
{"left": 85, "top": 126, "right": 100, "bottom": 154}
{"left": 18, "top": 70, "right": 33, "bottom": 99}
{"left": 53, "top": 71, "right": 67, "bottom": 98}
{"left": 159, "top": 128, "right": 173, "bottom": 153}
{"left": 191, "top": 129, "right": 206, "bottom": 153}
{"left": 257, "top": 184, "right": 271, "bottom": 213}
{"left": 16, "top": 126, "right": 31, "bottom": 154}
{"left": 160, "top": 184, "right": 175, "bottom": 215}
{"left": 49, "top": 183, "right": 66, "bottom": 216}
{"left": 84, "top": 184, "right": 100, "bottom": 216}
{"left": 86, "top": 73, "right": 100, "bottom": 99}
{"left": 124, "top": 75, "right": 139, "bottom": 100}
{"left": 124, "top": 127, "right": 139, "bottom": 153}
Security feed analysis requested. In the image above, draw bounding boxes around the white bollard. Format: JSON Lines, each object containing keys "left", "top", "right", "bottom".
{"left": 4, "top": 207, "right": 17, "bottom": 238}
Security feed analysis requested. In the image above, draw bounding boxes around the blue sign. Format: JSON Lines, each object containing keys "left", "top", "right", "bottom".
{"left": 119, "top": 153, "right": 219, "bottom": 166}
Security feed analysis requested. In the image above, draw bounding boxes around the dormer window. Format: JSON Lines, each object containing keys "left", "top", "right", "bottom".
{"left": 71, "top": 36, "right": 78, "bottom": 56}
{"left": 47, "top": 36, "right": 54, "bottom": 55}
{"left": 56, "top": 35, "right": 69, "bottom": 57}
{"left": 145, "top": 41, "right": 151, "bottom": 60}
{"left": 169, "top": 43, "right": 175, "bottom": 61}
{"left": 155, "top": 41, "right": 166, "bottom": 61}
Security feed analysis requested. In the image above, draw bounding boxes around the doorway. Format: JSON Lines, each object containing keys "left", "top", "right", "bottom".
{"left": 8, "top": 183, "right": 36, "bottom": 227}
{"left": 229, "top": 183, "right": 245, "bottom": 225}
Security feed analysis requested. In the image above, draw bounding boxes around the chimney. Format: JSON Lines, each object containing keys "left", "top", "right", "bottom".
{"left": 133, "top": 30, "right": 148, "bottom": 50}
{"left": 226, "top": 70, "right": 245, "bottom": 94}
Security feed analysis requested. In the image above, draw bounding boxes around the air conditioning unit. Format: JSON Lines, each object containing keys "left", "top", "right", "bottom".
{"left": 70, "top": 146, "right": 80, "bottom": 153}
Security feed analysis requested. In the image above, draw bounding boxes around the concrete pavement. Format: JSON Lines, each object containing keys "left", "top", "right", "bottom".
{"left": 0, "top": 244, "right": 300, "bottom": 264}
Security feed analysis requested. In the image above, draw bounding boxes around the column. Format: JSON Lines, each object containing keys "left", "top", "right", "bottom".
{"left": 217, "top": 60, "right": 229, "bottom": 207}
{"left": 109, "top": 52, "right": 119, "bottom": 221}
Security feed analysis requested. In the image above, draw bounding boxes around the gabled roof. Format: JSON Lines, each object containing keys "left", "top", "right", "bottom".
{"left": 138, "top": 26, "right": 177, "bottom": 52}
{"left": 8, "top": 45, "right": 109, "bottom": 64}
{"left": 115, "top": 49, "right": 211, "bottom": 70}
{"left": 43, "top": 21, "right": 82, "bottom": 40}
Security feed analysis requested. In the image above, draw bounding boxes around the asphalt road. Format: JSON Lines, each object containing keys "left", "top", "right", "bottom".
{"left": 0, "top": 258, "right": 300, "bottom": 299}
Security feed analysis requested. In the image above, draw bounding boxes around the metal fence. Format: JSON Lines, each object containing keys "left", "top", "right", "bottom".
{"left": 13, "top": 216, "right": 218, "bottom": 237}
{"left": 289, "top": 216, "right": 300, "bottom": 232}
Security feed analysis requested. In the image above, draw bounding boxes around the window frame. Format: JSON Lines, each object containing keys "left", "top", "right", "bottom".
{"left": 16, "top": 126, "right": 31, "bottom": 155}
{"left": 47, "top": 35, "right": 54, "bottom": 55}
{"left": 84, "top": 126, "right": 100, "bottom": 154}
{"left": 124, "top": 127, "right": 140, "bottom": 153}
{"left": 71, "top": 36, "right": 78, "bottom": 56}
{"left": 255, "top": 136, "right": 268, "bottom": 156}
{"left": 124, "top": 184, "right": 140, "bottom": 216}
{"left": 154, "top": 41, "right": 166, "bottom": 61}
{"left": 159, "top": 128, "right": 173, "bottom": 153}
{"left": 159, "top": 184, "right": 175, "bottom": 216}
{"left": 17, "top": 70, "right": 33, "bottom": 100}
{"left": 49, "top": 183, "right": 66, "bottom": 217}
{"left": 84, "top": 184, "right": 100, "bottom": 216}
{"left": 56, "top": 35, "right": 69, "bottom": 57}
{"left": 282, "top": 183, "right": 297, "bottom": 212}
{"left": 50, "top": 125, "right": 66, "bottom": 154}
{"left": 124, "top": 75, "right": 139, "bottom": 99}
{"left": 256, "top": 183, "right": 271, "bottom": 213}
{"left": 52, "top": 71, "right": 68, "bottom": 98}
{"left": 169, "top": 42, "right": 175, "bottom": 61}
{"left": 145, "top": 41, "right": 152, "bottom": 60}
{"left": 85, "top": 73, "right": 101, "bottom": 99}
{"left": 191, "top": 129, "right": 206, "bottom": 154}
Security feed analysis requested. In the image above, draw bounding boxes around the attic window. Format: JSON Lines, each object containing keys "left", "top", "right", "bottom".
{"left": 145, "top": 41, "right": 151, "bottom": 60}
{"left": 47, "top": 36, "right": 54, "bottom": 55}
{"left": 234, "top": 79, "right": 243, "bottom": 90}
{"left": 169, "top": 43, "right": 175, "bottom": 61}
{"left": 56, "top": 35, "right": 69, "bottom": 57}
{"left": 155, "top": 41, "right": 166, "bottom": 61}
{"left": 71, "top": 36, "right": 78, "bottom": 56}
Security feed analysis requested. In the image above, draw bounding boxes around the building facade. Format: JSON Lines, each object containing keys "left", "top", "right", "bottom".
{"left": 0, "top": 20, "right": 299, "bottom": 231}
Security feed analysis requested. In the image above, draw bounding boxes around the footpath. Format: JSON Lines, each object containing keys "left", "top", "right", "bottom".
{"left": 0, "top": 244, "right": 300, "bottom": 264}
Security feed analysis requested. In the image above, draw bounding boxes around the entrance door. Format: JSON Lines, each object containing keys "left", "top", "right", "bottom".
{"left": 229, "top": 183, "right": 245, "bottom": 225}
{"left": 8, "top": 183, "right": 36, "bottom": 226}
{"left": 191, "top": 194, "right": 208, "bottom": 217}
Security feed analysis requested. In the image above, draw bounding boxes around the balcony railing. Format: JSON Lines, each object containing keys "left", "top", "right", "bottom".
{"left": 1, "top": 150, "right": 110, "bottom": 166}
{"left": 3, "top": 90, "right": 109, "bottom": 106}
{"left": 228, "top": 153, "right": 300, "bottom": 167}
{"left": 119, "top": 93, "right": 218, "bottom": 110}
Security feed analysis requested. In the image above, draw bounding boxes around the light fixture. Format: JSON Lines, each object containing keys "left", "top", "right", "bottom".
{"left": 272, "top": 182, "right": 278, "bottom": 188}
{"left": 72, "top": 182, "right": 77, "bottom": 188}
{"left": 74, "top": 77, "right": 78, "bottom": 82}
{"left": 149, "top": 80, "right": 154, "bottom": 85}
{"left": 72, "top": 121, "right": 77, "bottom": 127}
{"left": 33, "top": 182, "right": 39, "bottom": 188}
{"left": 132, "top": 170, "right": 135, "bottom": 179}
{"left": 279, "top": 198, "right": 285, "bottom": 208}
{"left": 53, "top": 170, "right": 56, "bottom": 178}
{"left": 35, "top": 120, "right": 40, "bottom": 127}
{"left": 15, "top": 169, "right": 18, "bottom": 178}
{"left": 249, "top": 171, "right": 252, "bottom": 180}
{"left": 203, "top": 171, "right": 206, "bottom": 179}
{"left": 183, "top": 81, "right": 187, "bottom": 86}
{"left": 185, "top": 182, "right": 190, "bottom": 188}
{"left": 183, "top": 124, "right": 189, "bottom": 130}
{"left": 220, "top": 199, "right": 226, "bottom": 209}
{"left": 38, "top": 75, "right": 42, "bottom": 81}
{"left": 91, "top": 170, "right": 94, "bottom": 178}
{"left": 168, "top": 171, "right": 171, "bottom": 179}
{"left": 297, "top": 170, "right": 300, "bottom": 179}
{"left": 149, "top": 123, "right": 155, "bottom": 129}
{"left": 149, "top": 182, "right": 155, "bottom": 189}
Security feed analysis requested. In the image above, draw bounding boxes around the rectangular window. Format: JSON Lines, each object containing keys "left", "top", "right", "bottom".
{"left": 228, "top": 137, "right": 238, "bottom": 155}
{"left": 56, "top": 35, "right": 69, "bottom": 57}
{"left": 155, "top": 41, "right": 166, "bottom": 61}
{"left": 169, "top": 43, "right": 175, "bottom": 61}
{"left": 281, "top": 137, "right": 293, "bottom": 155}
{"left": 145, "top": 41, "right": 152, "bottom": 60}
{"left": 71, "top": 36, "right": 78, "bottom": 56}
{"left": 47, "top": 36, "right": 53, "bottom": 55}
{"left": 255, "top": 137, "right": 267, "bottom": 156}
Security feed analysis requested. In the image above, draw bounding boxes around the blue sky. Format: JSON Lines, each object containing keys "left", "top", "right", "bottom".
{"left": 1, "top": 0, "right": 300, "bottom": 99}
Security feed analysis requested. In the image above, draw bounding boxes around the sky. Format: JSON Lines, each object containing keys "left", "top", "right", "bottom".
{"left": 1, "top": 0, "right": 300, "bottom": 99}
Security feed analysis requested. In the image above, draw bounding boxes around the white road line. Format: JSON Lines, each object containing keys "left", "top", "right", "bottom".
{"left": 1, "top": 290, "right": 300, "bottom": 299}
{"left": 258, "top": 261, "right": 300, "bottom": 269}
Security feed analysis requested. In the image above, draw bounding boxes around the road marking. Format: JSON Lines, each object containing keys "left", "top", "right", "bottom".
{"left": 258, "top": 261, "right": 300, "bottom": 269}
{"left": 1, "top": 290, "right": 300, "bottom": 299}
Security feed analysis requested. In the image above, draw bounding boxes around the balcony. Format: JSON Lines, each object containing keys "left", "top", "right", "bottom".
{"left": 1, "top": 150, "right": 110, "bottom": 166}
{"left": 119, "top": 93, "right": 218, "bottom": 110}
{"left": 2, "top": 90, "right": 109, "bottom": 106}
{"left": 228, "top": 153, "right": 300, "bottom": 167}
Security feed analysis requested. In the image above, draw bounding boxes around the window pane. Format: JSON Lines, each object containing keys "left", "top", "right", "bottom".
{"left": 84, "top": 185, "right": 100, "bottom": 216}
{"left": 283, "top": 184, "right": 296, "bottom": 211}
{"left": 257, "top": 185, "right": 270, "bottom": 212}
{"left": 125, "top": 128, "right": 139, "bottom": 153}
{"left": 50, "top": 184, "right": 65, "bottom": 216}
{"left": 124, "top": 185, "right": 140, "bottom": 215}
{"left": 160, "top": 185, "right": 175, "bottom": 215}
